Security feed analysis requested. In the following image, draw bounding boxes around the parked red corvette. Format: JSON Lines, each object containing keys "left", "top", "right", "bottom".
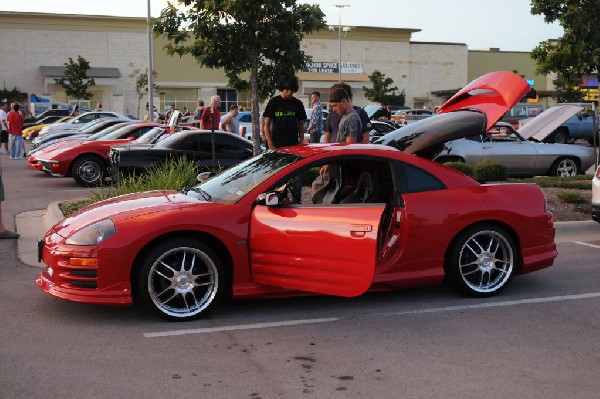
{"left": 28, "top": 123, "right": 163, "bottom": 186}
{"left": 36, "top": 72, "right": 558, "bottom": 321}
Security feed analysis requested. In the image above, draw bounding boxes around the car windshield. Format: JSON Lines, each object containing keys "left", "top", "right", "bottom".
{"left": 187, "top": 151, "right": 301, "bottom": 204}
{"left": 135, "top": 127, "right": 165, "bottom": 144}
{"left": 88, "top": 123, "right": 132, "bottom": 140}
{"left": 78, "top": 119, "right": 110, "bottom": 133}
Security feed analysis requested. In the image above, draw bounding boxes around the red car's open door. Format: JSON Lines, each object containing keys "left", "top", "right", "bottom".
{"left": 249, "top": 204, "right": 384, "bottom": 297}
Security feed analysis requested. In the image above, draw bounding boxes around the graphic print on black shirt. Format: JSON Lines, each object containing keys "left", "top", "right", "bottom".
{"left": 263, "top": 96, "right": 307, "bottom": 148}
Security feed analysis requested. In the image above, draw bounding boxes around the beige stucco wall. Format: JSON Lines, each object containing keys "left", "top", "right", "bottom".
{"left": 0, "top": 12, "right": 148, "bottom": 116}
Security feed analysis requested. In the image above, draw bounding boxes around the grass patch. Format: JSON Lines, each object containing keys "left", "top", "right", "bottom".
{"left": 61, "top": 157, "right": 214, "bottom": 216}
{"left": 556, "top": 190, "right": 588, "bottom": 204}
{"left": 508, "top": 175, "right": 592, "bottom": 190}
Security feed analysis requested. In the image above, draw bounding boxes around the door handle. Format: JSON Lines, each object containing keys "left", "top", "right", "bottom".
{"left": 350, "top": 224, "right": 372, "bottom": 233}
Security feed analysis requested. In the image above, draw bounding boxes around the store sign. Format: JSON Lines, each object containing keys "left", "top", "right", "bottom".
{"left": 304, "top": 61, "right": 363, "bottom": 74}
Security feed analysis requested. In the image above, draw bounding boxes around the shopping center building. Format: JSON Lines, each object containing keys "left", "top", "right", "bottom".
{"left": 2, "top": 11, "right": 594, "bottom": 117}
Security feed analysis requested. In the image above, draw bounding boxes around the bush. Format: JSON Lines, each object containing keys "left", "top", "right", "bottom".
{"left": 61, "top": 157, "right": 204, "bottom": 216}
{"left": 443, "top": 161, "right": 473, "bottom": 176}
{"left": 474, "top": 161, "right": 508, "bottom": 182}
{"left": 556, "top": 190, "right": 587, "bottom": 204}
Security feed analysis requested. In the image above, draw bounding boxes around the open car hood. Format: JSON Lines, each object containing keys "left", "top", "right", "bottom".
{"left": 377, "top": 71, "right": 531, "bottom": 157}
{"left": 438, "top": 71, "right": 531, "bottom": 131}
{"left": 518, "top": 104, "right": 583, "bottom": 140}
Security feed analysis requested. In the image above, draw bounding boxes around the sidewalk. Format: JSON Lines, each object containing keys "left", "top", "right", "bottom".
{"left": 15, "top": 201, "right": 600, "bottom": 268}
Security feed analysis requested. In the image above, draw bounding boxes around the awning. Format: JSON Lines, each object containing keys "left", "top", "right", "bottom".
{"left": 40, "top": 66, "right": 121, "bottom": 78}
{"left": 40, "top": 66, "right": 121, "bottom": 87}
{"left": 30, "top": 93, "right": 50, "bottom": 103}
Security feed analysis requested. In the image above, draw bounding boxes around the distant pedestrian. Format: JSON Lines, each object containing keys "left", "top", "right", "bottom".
{"left": 306, "top": 91, "right": 323, "bottom": 143}
{"left": 0, "top": 102, "right": 8, "bottom": 155}
{"left": 328, "top": 87, "right": 362, "bottom": 143}
{"left": 194, "top": 100, "right": 205, "bottom": 127}
{"left": 6, "top": 103, "right": 24, "bottom": 159}
{"left": 201, "top": 95, "right": 221, "bottom": 130}
{"left": 182, "top": 107, "right": 191, "bottom": 117}
{"left": 94, "top": 102, "right": 102, "bottom": 111}
{"left": 164, "top": 104, "right": 176, "bottom": 122}
{"left": 220, "top": 105, "right": 240, "bottom": 134}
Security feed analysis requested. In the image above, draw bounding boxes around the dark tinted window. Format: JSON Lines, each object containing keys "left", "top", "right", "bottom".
{"left": 214, "top": 135, "right": 249, "bottom": 154}
{"left": 239, "top": 114, "right": 252, "bottom": 123}
{"left": 394, "top": 161, "right": 445, "bottom": 193}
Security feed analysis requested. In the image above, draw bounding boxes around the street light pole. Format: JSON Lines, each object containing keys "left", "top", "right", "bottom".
{"left": 147, "top": 0, "right": 155, "bottom": 122}
{"left": 332, "top": 5, "right": 350, "bottom": 82}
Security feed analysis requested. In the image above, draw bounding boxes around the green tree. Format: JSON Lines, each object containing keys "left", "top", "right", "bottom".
{"left": 54, "top": 55, "right": 96, "bottom": 107}
{"left": 152, "top": 0, "right": 325, "bottom": 154}
{"left": 530, "top": 0, "right": 600, "bottom": 102}
{"left": 128, "top": 63, "right": 158, "bottom": 119}
{"left": 363, "top": 70, "right": 405, "bottom": 106}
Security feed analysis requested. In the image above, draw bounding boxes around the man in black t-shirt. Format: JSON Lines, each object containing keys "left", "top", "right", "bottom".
{"left": 263, "top": 76, "right": 307, "bottom": 149}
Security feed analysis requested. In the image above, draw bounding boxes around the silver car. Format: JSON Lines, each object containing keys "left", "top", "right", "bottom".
{"left": 435, "top": 105, "right": 597, "bottom": 177}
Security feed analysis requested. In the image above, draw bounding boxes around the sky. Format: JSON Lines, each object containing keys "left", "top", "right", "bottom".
{"left": 2, "top": 0, "right": 564, "bottom": 52}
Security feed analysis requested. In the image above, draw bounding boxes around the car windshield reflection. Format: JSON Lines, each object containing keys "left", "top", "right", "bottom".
{"left": 188, "top": 151, "right": 301, "bottom": 204}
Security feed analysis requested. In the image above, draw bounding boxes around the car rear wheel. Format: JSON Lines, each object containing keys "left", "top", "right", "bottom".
{"left": 550, "top": 157, "right": 579, "bottom": 177}
{"left": 137, "top": 238, "right": 224, "bottom": 321}
{"left": 72, "top": 155, "right": 106, "bottom": 187}
{"left": 446, "top": 224, "right": 516, "bottom": 297}
{"left": 548, "top": 127, "right": 569, "bottom": 144}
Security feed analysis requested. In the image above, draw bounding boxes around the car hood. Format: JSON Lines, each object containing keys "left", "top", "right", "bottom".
{"left": 438, "top": 71, "right": 531, "bottom": 131}
{"left": 52, "top": 190, "right": 210, "bottom": 238}
{"left": 377, "top": 71, "right": 531, "bottom": 157}
{"left": 518, "top": 104, "right": 583, "bottom": 140}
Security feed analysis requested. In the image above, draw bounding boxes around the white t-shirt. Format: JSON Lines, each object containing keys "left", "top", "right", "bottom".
{"left": 0, "top": 109, "right": 7, "bottom": 131}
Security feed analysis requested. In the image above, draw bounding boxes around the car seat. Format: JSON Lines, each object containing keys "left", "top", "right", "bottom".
{"left": 340, "top": 171, "right": 377, "bottom": 204}
{"left": 312, "top": 164, "right": 345, "bottom": 204}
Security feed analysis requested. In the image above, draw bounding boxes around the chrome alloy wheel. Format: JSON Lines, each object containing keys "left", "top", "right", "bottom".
{"left": 556, "top": 158, "right": 578, "bottom": 177}
{"left": 148, "top": 246, "right": 219, "bottom": 318}
{"left": 458, "top": 230, "right": 514, "bottom": 294}
{"left": 78, "top": 160, "right": 102, "bottom": 184}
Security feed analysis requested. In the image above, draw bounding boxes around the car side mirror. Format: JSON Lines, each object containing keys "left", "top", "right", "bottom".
{"left": 256, "top": 192, "right": 280, "bottom": 206}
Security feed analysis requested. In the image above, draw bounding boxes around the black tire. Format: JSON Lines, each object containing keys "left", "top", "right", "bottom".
{"left": 446, "top": 224, "right": 517, "bottom": 297}
{"left": 549, "top": 157, "right": 579, "bottom": 177}
{"left": 548, "top": 127, "right": 569, "bottom": 144}
{"left": 136, "top": 238, "right": 224, "bottom": 321}
{"left": 71, "top": 155, "right": 106, "bottom": 187}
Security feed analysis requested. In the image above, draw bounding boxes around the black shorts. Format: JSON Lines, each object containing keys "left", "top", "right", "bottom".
{"left": 0, "top": 130, "right": 7, "bottom": 143}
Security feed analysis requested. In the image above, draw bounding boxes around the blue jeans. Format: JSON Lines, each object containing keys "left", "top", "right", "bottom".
{"left": 310, "top": 132, "right": 322, "bottom": 143}
{"left": 8, "top": 134, "right": 24, "bottom": 158}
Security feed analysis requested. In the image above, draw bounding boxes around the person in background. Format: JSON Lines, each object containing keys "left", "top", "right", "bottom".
{"left": 306, "top": 91, "right": 323, "bottom": 143}
{"left": 164, "top": 104, "right": 176, "bottom": 122}
{"left": 263, "top": 76, "right": 306, "bottom": 203}
{"left": 200, "top": 95, "right": 221, "bottom": 130}
{"left": 7, "top": 103, "right": 24, "bottom": 159}
{"left": 220, "top": 105, "right": 240, "bottom": 134}
{"left": 263, "top": 75, "right": 306, "bottom": 150}
{"left": 323, "top": 82, "right": 370, "bottom": 144}
{"left": 0, "top": 102, "right": 8, "bottom": 155}
{"left": 194, "top": 100, "right": 205, "bottom": 127}
{"left": 182, "top": 106, "right": 191, "bottom": 117}
{"left": 328, "top": 87, "right": 362, "bottom": 143}
{"left": 94, "top": 102, "right": 102, "bottom": 111}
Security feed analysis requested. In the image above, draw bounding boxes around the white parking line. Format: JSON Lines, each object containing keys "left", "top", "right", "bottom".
{"left": 143, "top": 292, "right": 600, "bottom": 338}
{"left": 574, "top": 241, "right": 600, "bottom": 249}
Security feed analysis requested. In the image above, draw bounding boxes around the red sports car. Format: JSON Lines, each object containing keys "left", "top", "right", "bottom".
{"left": 36, "top": 72, "right": 558, "bottom": 321}
{"left": 28, "top": 123, "right": 163, "bottom": 186}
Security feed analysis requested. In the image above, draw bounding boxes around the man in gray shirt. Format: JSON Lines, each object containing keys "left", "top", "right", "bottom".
{"left": 328, "top": 87, "right": 362, "bottom": 143}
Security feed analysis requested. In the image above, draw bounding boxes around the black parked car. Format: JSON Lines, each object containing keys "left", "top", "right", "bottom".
{"left": 109, "top": 130, "right": 254, "bottom": 181}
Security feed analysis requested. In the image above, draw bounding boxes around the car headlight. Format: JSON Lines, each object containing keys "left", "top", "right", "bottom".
{"left": 65, "top": 219, "right": 117, "bottom": 245}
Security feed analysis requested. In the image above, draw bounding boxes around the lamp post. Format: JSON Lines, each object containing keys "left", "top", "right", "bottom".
{"left": 331, "top": 5, "right": 350, "bottom": 82}
{"left": 147, "top": 0, "right": 155, "bottom": 122}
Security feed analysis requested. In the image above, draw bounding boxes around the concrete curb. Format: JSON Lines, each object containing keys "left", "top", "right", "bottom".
{"left": 15, "top": 201, "right": 600, "bottom": 268}
{"left": 16, "top": 201, "right": 65, "bottom": 268}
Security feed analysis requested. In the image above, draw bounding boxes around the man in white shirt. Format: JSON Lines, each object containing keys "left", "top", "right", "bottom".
{"left": 0, "top": 102, "right": 9, "bottom": 154}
